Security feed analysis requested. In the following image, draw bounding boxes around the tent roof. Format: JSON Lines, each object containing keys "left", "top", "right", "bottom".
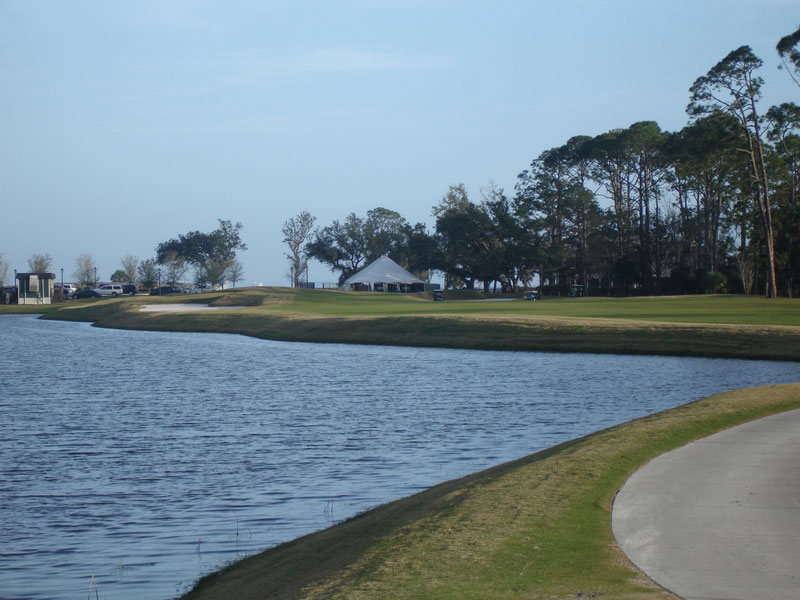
{"left": 343, "top": 256, "right": 424, "bottom": 287}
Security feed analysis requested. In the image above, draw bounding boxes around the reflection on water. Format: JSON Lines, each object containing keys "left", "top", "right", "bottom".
{"left": 1, "top": 314, "right": 797, "bottom": 599}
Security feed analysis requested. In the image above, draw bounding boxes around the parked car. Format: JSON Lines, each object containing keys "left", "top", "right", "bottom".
{"left": 73, "top": 287, "right": 101, "bottom": 299}
{"left": 191, "top": 284, "right": 217, "bottom": 293}
{"left": 149, "top": 286, "right": 183, "bottom": 296}
{"left": 96, "top": 284, "right": 124, "bottom": 297}
{"left": 122, "top": 284, "right": 138, "bottom": 295}
{"left": 55, "top": 283, "right": 78, "bottom": 298}
{"left": 2, "top": 286, "right": 18, "bottom": 304}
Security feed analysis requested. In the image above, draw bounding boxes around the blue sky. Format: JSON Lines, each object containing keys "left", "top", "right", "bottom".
{"left": 1, "top": 0, "right": 798, "bottom": 286}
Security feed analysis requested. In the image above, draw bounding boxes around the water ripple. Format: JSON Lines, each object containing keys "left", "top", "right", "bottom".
{"left": 1, "top": 314, "right": 798, "bottom": 599}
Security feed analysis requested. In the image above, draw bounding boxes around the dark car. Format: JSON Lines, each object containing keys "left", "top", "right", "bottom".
{"left": 73, "top": 288, "right": 101, "bottom": 299}
{"left": 149, "top": 286, "right": 183, "bottom": 296}
{"left": 122, "top": 284, "right": 138, "bottom": 295}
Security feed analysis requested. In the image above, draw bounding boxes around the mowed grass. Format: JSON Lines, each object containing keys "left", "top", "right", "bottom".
{"left": 9, "top": 288, "right": 797, "bottom": 362}
{"left": 182, "top": 383, "right": 800, "bottom": 600}
{"left": 273, "top": 290, "right": 800, "bottom": 326}
{"left": 3, "top": 288, "right": 798, "bottom": 325}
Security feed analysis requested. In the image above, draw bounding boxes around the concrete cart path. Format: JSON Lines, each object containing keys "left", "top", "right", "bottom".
{"left": 612, "top": 409, "right": 800, "bottom": 600}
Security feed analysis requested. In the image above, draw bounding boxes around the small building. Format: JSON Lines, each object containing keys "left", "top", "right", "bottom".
{"left": 15, "top": 272, "right": 56, "bottom": 305}
{"left": 342, "top": 256, "right": 429, "bottom": 292}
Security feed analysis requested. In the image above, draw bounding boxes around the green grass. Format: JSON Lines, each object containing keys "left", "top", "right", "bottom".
{"left": 4, "top": 288, "right": 798, "bottom": 325}
{"left": 182, "top": 383, "right": 800, "bottom": 600}
{"left": 5, "top": 288, "right": 797, "bottom": 361}
{"left": 273, "top": 290, "right": 800, "bottom": 326}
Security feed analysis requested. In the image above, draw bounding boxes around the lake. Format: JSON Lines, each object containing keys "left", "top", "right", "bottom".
{"left": 1, "top": 314, "right": 798, "bottom": 599}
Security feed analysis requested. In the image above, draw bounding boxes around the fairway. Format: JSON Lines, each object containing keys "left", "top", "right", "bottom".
{"left": 5, "top": 288, "right": 800, "bottom": 326}
{"left": 8, "top": 289, "right": 797, "bottom": 363}
{"left": 272, "top": 290, "right": 800, "bottom": 326}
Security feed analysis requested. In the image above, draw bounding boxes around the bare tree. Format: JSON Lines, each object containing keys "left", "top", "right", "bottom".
{"left": 120, "top": 255, "right": 140, "bottom": 284}
{"left": 161, "top": 251, "right": 188, "bottom": 285}
{"left": 196, "top": 258, "right": 229, "bottom": 289}
{"left": 225, "top": 259, "right": 244, "bottom": 288}
{"left": 282, "top": 211, "right": 316, "bottom": 287}
{"left": 0, "top": 254, "right": 9, "bottom": 287}
{"left": 736, "top": 252, "right": 756, "bottom": 295}
{"left": 28, "top": 253, "right": 53, "bottom": 274}
{"left": 73, "top": 254, "right": 97, "bottom": 288}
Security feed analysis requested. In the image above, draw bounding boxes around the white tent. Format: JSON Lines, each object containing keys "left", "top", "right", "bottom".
{"left": 343, "top": 256, "right": 427, "bottom": 292}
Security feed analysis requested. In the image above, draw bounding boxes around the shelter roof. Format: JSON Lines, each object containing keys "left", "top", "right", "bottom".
{"left": 343, "top": 256, "right": 423, "bottom": 286}
{"left": 15, "top": 272, "right": 56, "bottom": 279}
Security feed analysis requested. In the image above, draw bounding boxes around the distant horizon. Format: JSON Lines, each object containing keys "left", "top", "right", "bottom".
{"left": 2, "top": 1, "right": 797, "bottom": 286}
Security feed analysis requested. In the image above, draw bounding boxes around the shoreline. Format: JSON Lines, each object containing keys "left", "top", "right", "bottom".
{"left": 11, "top": 297, "right": 798, "bottom": 363}
{"left": 182, "top": 383, "right": 800, "bottom": 599}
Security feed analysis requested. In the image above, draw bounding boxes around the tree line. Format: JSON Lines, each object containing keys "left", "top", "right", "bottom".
{"left": 0, "top": 220, "right": 247, "bottom": 291}
{"left": 109, "top": 219, "right": 247, "bottom": 289}
{"left": 288, "top": 30, "right": 800, "bottom": 298}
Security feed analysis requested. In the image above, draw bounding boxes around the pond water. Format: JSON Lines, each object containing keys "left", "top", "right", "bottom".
{"left": 1, "top": 314, "right": 798, "bottom": 600}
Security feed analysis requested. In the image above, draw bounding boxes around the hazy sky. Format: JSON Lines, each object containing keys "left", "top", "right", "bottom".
{"left": 1, "top": 0, "right": 797, "bottom": 286}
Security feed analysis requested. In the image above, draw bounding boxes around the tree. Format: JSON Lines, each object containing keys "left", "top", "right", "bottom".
{"left": 689, "top": 46, "right": 778, "bottom": 297}
{"left": 137, "top": 258, "right": 159, "bottom": 289}
{"left": 364, "top": 207, "right": 408, "bottom": 262}
{"left": 120, "top": 255, "right": 139, "bottom": 284}
{"left": 156, "top": 219, "right": 247, "bottom": 287}
{"left": 481, "top": 183, "right": 532, "bottom": 292}
{"left": 0, "top": 254, "right": 9, "bottom": 287}
{"left": 110, "top": 270, "right": 128, "bottom": 283}
{"left": 403, "top": 222, "right": 439, "bottom": 281}
{"left": 666, "top": 112, "right": 743, "bottom": 283}
{"left": 432, "top": 183, "right": 472, "bottom": 217}
{"left": 583, "top": 129, "right": 640, "bottom": 295}
{"left": 161, "top": 251, "right": 189, "bottom": 285}
{"left": 196, "top": 259, "right": 229, "bottom": 288}
{"left": 777, "top": 25, "right": 800, "bottom": 88}
{"left": 518, "top": 139, "right": 604, "bottom": 295}
{"left": 225, "top": 259, "right": 245, "bottom": 288}
{"left": 282, "top": 211, "right": 316, "bottom": 287}
{"left": 73, "top": 254, "right": 97, "bottom": 288}
{"left": 433, "top": 185, "right": 496, "bottom": 290}
{"left": 306, "top": 213, "right": 368, "bottom": 284}
{"left": 28, "top": 253, "right": 53, "bottom": 274}
{"left": 767, "top": 102, "right": 800, "bottom": 296}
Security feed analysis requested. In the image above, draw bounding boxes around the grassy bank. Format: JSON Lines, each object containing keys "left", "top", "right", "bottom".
{"left": 182, "top": 383, "right": 800, "bottom": 599}
{"left": 2, "top": 288, "right": 798, "bottom": 361}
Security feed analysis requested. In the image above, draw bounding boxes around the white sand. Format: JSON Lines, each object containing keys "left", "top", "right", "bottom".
{"left": 139, "top": 304, "right": 248, "bottom": 313}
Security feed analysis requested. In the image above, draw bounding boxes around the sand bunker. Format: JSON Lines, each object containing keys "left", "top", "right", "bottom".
{"left": 139, "top": 304, "right": 247, "bottom": 313}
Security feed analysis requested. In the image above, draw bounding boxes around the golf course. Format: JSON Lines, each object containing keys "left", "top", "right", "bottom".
{"left": 10, "top": 288, "right": 800, "bottom": 361}
{"left": 3, "top": 290, "right": 799, "bottom": 598}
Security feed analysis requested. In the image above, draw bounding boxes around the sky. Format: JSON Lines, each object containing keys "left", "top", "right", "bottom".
{"left": 1, "top": 0, "right": 798, "bottom": 286}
